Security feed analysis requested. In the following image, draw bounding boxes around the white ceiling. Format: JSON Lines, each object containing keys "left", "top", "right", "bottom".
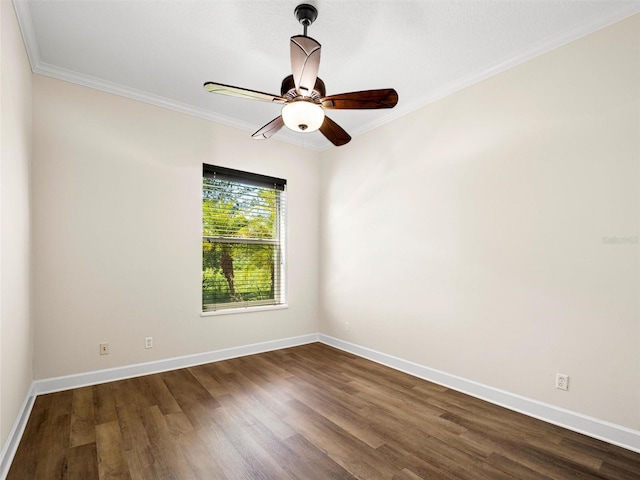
{"left": 14, "top": 0, "right": 640, "bottom": 150}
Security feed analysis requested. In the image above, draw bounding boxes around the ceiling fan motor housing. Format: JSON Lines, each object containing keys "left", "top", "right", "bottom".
{"left": 281, "top": 75, "right": 326, "bottom": 99}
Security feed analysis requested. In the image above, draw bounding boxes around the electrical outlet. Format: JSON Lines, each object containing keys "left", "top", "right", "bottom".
{"left": 99, "top": 343, "right": 109, "bottom": 355}
{"left": 556, "top": 373, "right": 569, "bottom": 391}
{"left": 345, "top": 322, "right": 350, "bottom": 332}
{"left": 145, "top": 337, "right": 153, "bottom": 349}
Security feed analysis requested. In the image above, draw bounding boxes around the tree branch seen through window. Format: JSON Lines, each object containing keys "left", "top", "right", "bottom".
{"left": 202, "top": 166, "right": 286, "bottom": 312}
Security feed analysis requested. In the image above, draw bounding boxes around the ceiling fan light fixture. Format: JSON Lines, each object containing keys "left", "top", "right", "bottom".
{"left": 203, "top": 3, "right": 397, "bottom": 146}
{"left": 281, "top": 99, "right": 325, "bottom": 133}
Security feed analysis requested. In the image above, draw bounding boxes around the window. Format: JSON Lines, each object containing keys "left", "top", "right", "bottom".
{"left": 202, "top": 165, "right": 287, "bottom": 312}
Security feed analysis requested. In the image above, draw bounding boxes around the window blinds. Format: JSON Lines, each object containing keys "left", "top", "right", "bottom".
{"left": 202, "top": 165, "right": 287, "bottom": 311}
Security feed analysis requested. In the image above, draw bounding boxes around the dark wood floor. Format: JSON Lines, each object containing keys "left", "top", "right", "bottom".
{"left": 7, "top": 343, "right": 640, "bottom": 479}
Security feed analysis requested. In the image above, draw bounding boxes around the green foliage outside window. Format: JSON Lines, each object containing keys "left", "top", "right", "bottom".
{"left": 202, "top": 177, "right": 284, "bottom": 311}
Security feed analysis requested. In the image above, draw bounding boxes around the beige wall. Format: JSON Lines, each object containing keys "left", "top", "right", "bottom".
{"left": 31, "top": 76, "right": 321, "bottom": 379}
{"left": 3, "top": 2, "right": 638, "bottom": 449}
{"left": 0, "top": 0, "right": 33, "bottom": 446}
{"left": 319, "top": 15, "right": 640, "bottom": 429}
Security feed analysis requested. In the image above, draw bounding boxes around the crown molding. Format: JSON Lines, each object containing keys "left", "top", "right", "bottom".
{"left": 349, "top": 3, "right": 640, "bottom": 141}
{"left": 12, "top": 1, "right": 640, "bottom": 151}
{"left": 12, "top": 0, "right": 326, "bottom": 150}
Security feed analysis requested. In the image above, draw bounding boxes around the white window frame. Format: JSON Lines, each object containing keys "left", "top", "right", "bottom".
{"left": 201, "top": 165, "right": 287, "bottom": 314}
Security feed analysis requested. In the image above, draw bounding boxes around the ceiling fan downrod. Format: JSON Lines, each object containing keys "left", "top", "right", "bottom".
{"left": 294, "top": 3, "right": 318, "bottom": 37}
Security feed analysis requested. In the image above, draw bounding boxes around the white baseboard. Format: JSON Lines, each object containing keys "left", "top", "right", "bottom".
{"left": 34, "top": 333, "right": 319, "bottom": 395}
{"left": 0, "top": 333, "right": 318, "bottom": 478}
{"left": 2, "top": 331, "right": 638, "bottom": 479}
{"left": 318, "top": 334, "right": 640, "bottom": 454}
{"left": 0, "top": 384, "right": 36, "bottom": 480}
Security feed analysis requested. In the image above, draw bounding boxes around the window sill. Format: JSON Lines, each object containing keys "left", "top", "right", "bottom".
{"left": 200, "top": 304, "right": 289, "bottom": 317}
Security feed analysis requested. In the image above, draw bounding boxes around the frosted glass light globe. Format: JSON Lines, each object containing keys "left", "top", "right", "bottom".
{"left": 282, "top": 100, "right": 325, "bottom": 133}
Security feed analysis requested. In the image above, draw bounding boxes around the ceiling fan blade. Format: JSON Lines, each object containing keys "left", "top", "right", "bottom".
{"left": 319, "top": 116, "right": 351, "bottom": 146}
{"left": 321, "top": 89, "right": 398, "bottom": 109}
{"left": 204, "top": 82, "right": 285, "bottom": 103}
{"left": 252, "top": 116, "right": 285, "bottom": 140}
{"left": 290, "top": 35, "right": 321, "bottom": 97}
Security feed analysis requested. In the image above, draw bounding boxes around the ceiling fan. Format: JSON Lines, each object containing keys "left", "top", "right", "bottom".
{"left": 203, "top": 3, "right": 398, "bottom": 146}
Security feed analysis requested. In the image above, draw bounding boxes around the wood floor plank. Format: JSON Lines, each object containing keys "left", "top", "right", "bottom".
{"left": 199, "top": 404, "right": 278, "bottom": 478}
{"left": 206, "top": 395, "right": 296, "bottom": 480}
{"left": 176, "top": 429, "right": 230, "bottom": 479}
{"left": 93, "top": 383, "right": 118, "bottom": 425}
{"left": 140, "top": 405, "right": 196, "bottom": 480}
{"left": 561, "top": 435, "right": 640, "bottom": 476}
{"left": 283, "top": 433, "right": 357, "bottom": 479}
{"left": 449, "top": 415, "right": 606, "bottom": 477}
{"left": 213, "top": 394, "right": 313, "bottom": 478}
{"left": 33, "top": 412, "right": 70, "bottom": 479}
{"left": 162, "top": 410, "right": 230, "bottom": 479}
{"left": 348, "top": 377, "right": 472, "bottom": 439}
{"left": 285, "top": 398, "right": 401, "bottom": 478}
{"left": 395, "top": 468, "right": 428, "bottom": 480}
{"left": 187, "top": 364, "right": 230, "bottom": 397}
{"left": 281, "top": 374, "right": 387, "bottom": 449}
{"left": 374, "top": 442, "right": 469, "bottom": 480}
{"left": 161, "top": 368, "right": 220, "bottom": 413}
{"left": 116, "top": 405, "right": 156, "bottom": 478}
{"left": 111, "top": 379, "right": 154, "bottom": 411}
{"left": 48, "top": 389, "right": 74, "bottom": 419}
{"left": 70, "top": 386, "right": 96, "bottom": 448}
{"left": 7, "top": 342, "right": 640, "bottom": 479}
{"left": 67, "top": 442, "right": 99, "bottom": 480}
{"left": 139, "top": 374, "right": 183, "bottom": 415}
{"left": 95, "top": 421, "right": 131, "bottom": 480}
{"left": 368, "top": 409, "right": 512, "bottom": 480}
{"left": 597, "top": 460, "right": 640, "bottom": 480}
{"left": 485, "top": 452, "right": 557, "bottom": 480}
{"left": 231, "top": 371, "right": 296, "bottom": 419}
{"left": 218, "top": 374, "right": 297, "bottom": 441}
